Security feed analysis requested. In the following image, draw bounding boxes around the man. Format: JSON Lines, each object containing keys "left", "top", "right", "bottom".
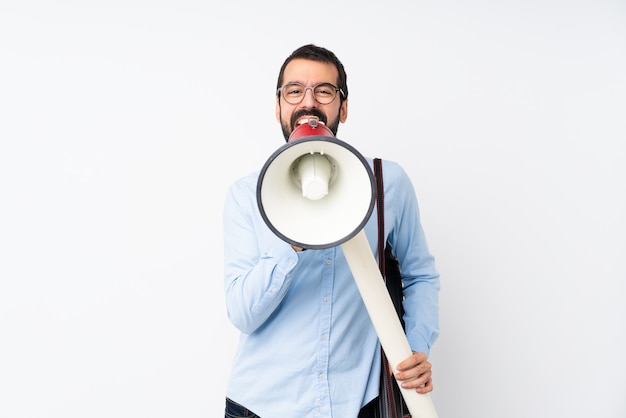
{"left": 223, "top": 44, "right": 440, "bottom": 417}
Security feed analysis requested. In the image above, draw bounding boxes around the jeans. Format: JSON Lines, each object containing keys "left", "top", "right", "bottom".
{"left": 225, "top": 398, "right": 260, "bottom": 418}
{"left": 224, "top": 397, "right": 380, "bottom": 418}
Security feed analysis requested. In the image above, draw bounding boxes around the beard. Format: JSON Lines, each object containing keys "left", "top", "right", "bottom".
{"left": 280, "top": 107, "right": 341, "bottom": 141}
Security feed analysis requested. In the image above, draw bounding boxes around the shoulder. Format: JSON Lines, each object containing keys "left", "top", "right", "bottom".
{"left": 370, "top": 158, "right": 412, "bottom": 187}
{"left": 228, "top": 170, "right": 260, "bottom": 192}
{"left": 225, "top": 170, "right": 261, "bottom": 206}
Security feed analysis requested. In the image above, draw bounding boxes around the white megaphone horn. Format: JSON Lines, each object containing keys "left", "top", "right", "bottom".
{"left": 256, "top": 118, "right": 439, "bottom": 418}
{"left": 257, "top": 117, "right": 375, "bottom": 249}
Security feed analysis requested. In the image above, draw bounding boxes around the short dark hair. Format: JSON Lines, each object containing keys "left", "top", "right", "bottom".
{"left": 276, "top": 44, "right": 348, "bottom": 101}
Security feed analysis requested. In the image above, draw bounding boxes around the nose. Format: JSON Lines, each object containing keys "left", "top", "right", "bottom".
{"left": 300, "top": 86, "right": 317, "bottom": 107}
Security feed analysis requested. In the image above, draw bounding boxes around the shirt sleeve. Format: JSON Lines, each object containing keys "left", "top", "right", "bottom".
{"left": 383, "top": 161, "right": 440, "bottom": 356}
{"left": 222, "top": 174, "right": 300, "bottom": 334}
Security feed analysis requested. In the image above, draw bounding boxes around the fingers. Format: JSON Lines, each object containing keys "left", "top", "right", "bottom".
{"left": 394, "top": 352, "right": 434, "bottom": 393}
{"left": 396, "top": 367, "right": 433, "bottom": 392}
{"left": 396, "top": 352, "right": 429, "bottom": 374}
{"left": 416, "top": 376, "right": 434, "bottom": 394}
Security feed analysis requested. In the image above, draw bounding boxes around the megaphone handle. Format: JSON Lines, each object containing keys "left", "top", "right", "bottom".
{"left": 341, "top": 230, "right": 439, "bottom": 418}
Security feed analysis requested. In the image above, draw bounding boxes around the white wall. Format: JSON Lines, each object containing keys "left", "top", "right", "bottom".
{"left": 1, "top": 1, "right": 624, "bottom": 417}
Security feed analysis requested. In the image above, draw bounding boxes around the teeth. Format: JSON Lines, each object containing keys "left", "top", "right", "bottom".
{"left": 297, "top": 116, "right": 323, "bottom": 126}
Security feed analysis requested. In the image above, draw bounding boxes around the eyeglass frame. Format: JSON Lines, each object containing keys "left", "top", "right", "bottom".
{"left": 276, "top": 82, "right": 346, "bottom": 105}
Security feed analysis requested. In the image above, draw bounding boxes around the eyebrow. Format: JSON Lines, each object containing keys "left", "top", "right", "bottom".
{"left": 284, "top": 81, "right": 336, "bottom": 86}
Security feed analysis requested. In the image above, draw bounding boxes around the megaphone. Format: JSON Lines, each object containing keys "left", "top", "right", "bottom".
{"left": 256, "top": 119, "right": 439, "bottom": 418}
{"left": 257, "top": 118, "right": 375, "bottom": 250}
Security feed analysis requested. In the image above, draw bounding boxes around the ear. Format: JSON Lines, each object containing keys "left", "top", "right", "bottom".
{"left": 275, "top": 97, "right": 281, "bottom": 122}
{"left": 339, "top": 99, "right": 348, "bottom": 123}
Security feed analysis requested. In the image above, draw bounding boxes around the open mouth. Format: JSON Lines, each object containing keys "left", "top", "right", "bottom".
{"left": 296, "top": 116, "right": 324, "bottom": 127}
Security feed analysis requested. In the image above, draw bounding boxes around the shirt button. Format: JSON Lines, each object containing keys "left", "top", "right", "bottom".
{"left": 323, "top": 296, "right": 329, "bottom": 302}
{"left": 319, "top": 373, "right": 325, "bottom": 380}
{"left": 321, "top": 334, "right": 327, "bottom": 340}
{"left": 289, "top": 258, "right": 295, "bottom": 265}
{"left": 325, "top": 259, "right": 331, "bottom": 265}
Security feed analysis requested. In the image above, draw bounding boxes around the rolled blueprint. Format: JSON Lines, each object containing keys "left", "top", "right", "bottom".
{"left": 341, "top": 230, "right": 439, "bottom": 418}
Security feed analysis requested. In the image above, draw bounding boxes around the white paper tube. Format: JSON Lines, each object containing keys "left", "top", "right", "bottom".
{"left": 341, "top": 230, "right": 439, "bottom": 418}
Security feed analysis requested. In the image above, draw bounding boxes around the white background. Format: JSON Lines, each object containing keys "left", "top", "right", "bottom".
{"left": 1, "top": 1, "right": 625, "bottom": 417}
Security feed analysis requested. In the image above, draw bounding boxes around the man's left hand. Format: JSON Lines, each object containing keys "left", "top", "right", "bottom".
{"left": 394, "top": 351, "right": 433, "bottom": 394}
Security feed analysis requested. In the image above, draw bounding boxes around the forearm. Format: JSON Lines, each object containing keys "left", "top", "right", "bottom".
{"left": 223, "top": 179, "right": 301, "bottom": 333}
{"left": 225, "top": 242, "right": 299, "bottom": 334}
{"left": 403, "top": 277, "right": 440, "bottom": 355}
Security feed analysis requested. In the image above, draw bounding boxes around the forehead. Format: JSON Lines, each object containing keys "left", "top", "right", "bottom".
{"left": 283, "top": 58, "right": 339, "bottom": 85}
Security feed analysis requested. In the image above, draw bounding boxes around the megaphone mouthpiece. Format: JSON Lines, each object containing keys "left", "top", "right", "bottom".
{"left": 289, "top": 117, "right": 335, "bottom": 142}
{"left": 294, "top": 153, "right": 333, "bottom": 200}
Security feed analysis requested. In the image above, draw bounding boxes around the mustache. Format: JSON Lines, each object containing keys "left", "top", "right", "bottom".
{"left": 290, "top": 108, "right": 328, "bottom": 128}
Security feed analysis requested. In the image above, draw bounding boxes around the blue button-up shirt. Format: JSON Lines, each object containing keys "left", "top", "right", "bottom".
{"left": 223, "top": 158, "right": 439, "bottom": 417}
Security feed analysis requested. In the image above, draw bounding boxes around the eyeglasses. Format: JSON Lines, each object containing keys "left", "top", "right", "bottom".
{"left": 277, "top": 82, "right": 345, "bottom": 105}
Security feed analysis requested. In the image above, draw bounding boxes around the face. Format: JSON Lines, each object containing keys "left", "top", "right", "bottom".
{"left": 276, "top": 58, "right": 348, "bottom": 141}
